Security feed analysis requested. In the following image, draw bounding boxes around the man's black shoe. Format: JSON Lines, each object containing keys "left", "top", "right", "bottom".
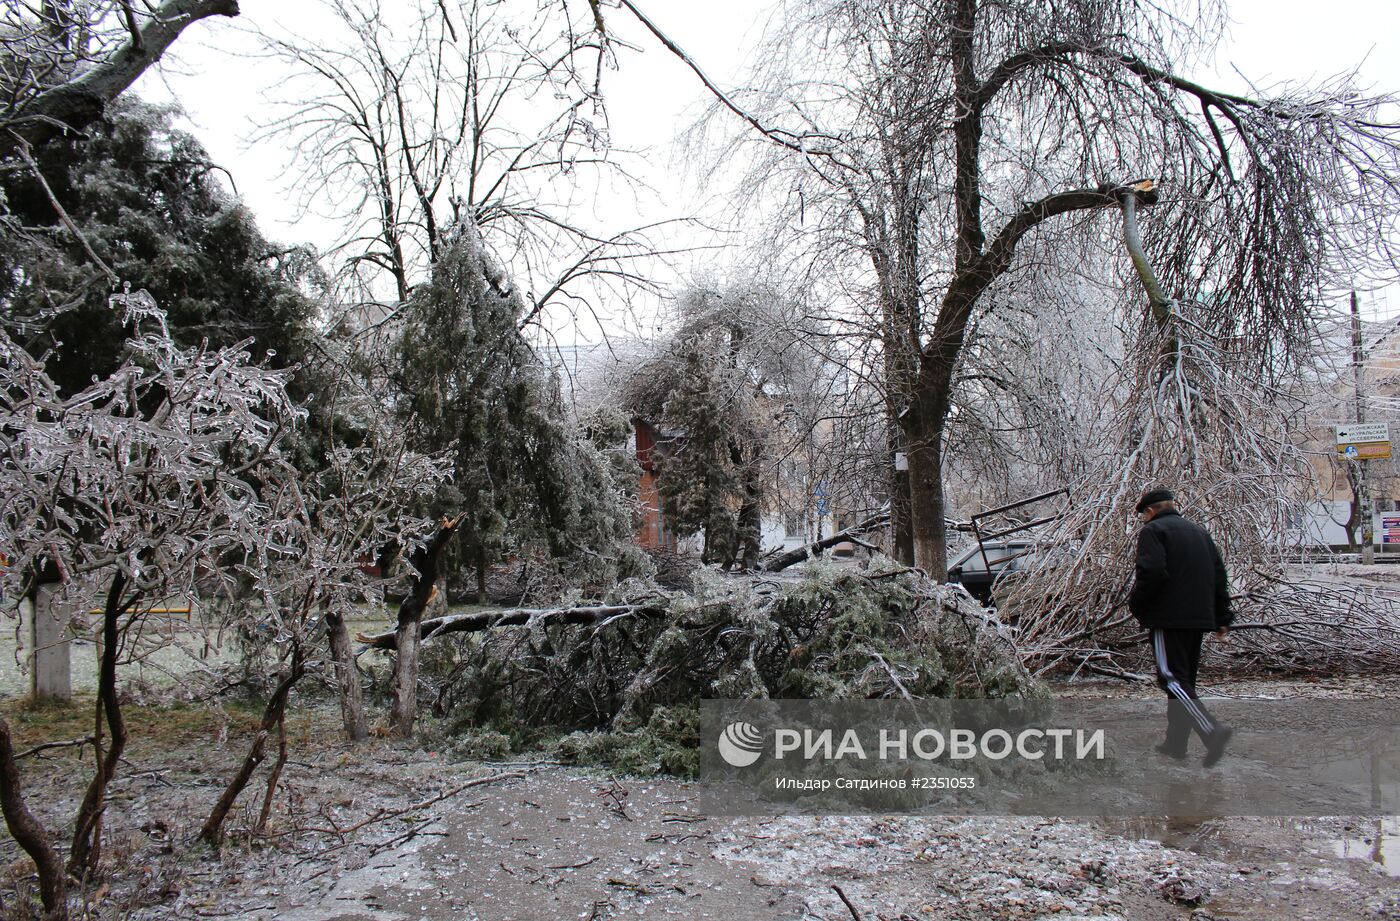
{"left": 1202, "top": 726, "right": 1233, "bottom": 767}
{"left": 1154, "top": 742, "right": 1187, "bottom": 761}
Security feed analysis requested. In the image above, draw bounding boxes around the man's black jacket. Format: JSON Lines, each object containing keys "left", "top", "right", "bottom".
{"left": 1128, "top": 509, "right": 1232, "bottom": 630}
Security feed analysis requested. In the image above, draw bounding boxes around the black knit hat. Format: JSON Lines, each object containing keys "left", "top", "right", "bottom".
{"left": 1135, "top": 487, "right": 1175, "bottom": 513}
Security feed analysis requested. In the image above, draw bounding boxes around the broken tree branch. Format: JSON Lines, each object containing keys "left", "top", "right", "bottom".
{"left": 358, "top": 603, "right": 668, "bottom": 650}
{"left": 15, "top": 736, "right": 95, "bottom": 761}
{"left": 291, "top": 770, "right": 524, "bottom": 838}
{"left": 832, "top": 884, "right": 864, "bottom": 921}
{"left": 3, "top": 0, "right": 240, "bottom": 156}
{"left": 10, "top": 133, "right": 120, "bottom": 285}
{"left": 760, "top": 509, "right": 891, "bottom": 572}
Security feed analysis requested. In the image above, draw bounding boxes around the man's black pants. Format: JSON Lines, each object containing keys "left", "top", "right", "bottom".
{"left": 1150, "top": 627, "right": 1220, "bottom": 753}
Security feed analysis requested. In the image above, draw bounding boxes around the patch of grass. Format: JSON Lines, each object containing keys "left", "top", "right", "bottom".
{"left": 0, "top": 695, "right": 265, "bottom": 757}
{"left": 2, "top": 695, "right": 97, "bottom": 754}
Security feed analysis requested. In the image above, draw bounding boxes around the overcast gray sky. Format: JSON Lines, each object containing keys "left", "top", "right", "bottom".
{"left": 140, "top": 0, "right": 1400, "bottom": 320}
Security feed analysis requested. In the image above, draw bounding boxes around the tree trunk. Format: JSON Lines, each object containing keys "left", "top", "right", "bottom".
{"left": 360, "top": 603, "right": 667, "bottom": 649}
{"left": 325, "top": 611, "right": 367, "bottom": 742}
{"left": 733, "top": 443, "right": 763, "bottom": 571}
{"left": 904, "top": 411, "right": 949, "bottom": 580}
{"left": 69, "top": 571, "right": 128, "bottom": 877}
{"left": 890, "top": 437, "right": 915, "bottom": 565}
{"left": 893, "top": 471, "right": 915, "bottom": 564}
{"left": 738, "top": 495, "right": 762, "bottom": 570}
{"left": 255, "top": 713, "right": 288, "bottom": 835}
{"left": 760, "top": 509, "right": 891, "bottom": 573}
{"left": 700, "top": 472, "right": 717, "bottom": 565}
{"left": 390, "top": 517, "right": 463, "bottom": 738}
{"left": 3, "top": 0, "right": 239, "bottom": 158}
{"left": 0, "top": 717, "right": 68, "bottom": 920}
{"left": 390, "top": 616, "right": 422, "bottom": 735}
{"left": 199, "top": 649, "right": 304, "bottom": 845}
{"left": 1346, "top": 497, "right": 1362, "bottom": 553}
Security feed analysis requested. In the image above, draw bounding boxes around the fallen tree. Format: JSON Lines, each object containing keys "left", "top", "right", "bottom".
{"left": 400, "top": 563, "right": 1037, "bottom": 756}
{"left": 1003, "top": 187, "right": 1400, "bottom": 675}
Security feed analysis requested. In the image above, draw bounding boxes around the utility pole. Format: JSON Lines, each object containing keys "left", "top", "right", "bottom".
{"left": 1352, "top": 291, "right": 1375, "bottom": 564}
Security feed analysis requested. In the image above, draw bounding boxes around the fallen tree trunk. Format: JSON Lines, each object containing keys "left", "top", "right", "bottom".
{"left": 358, "top": 603, "right": 667, "bottom": 650}
{"left": 760, "top": 510, "right": 891, "bottom": 572}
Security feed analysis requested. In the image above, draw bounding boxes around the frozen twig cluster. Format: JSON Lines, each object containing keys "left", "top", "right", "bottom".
{"left": 0, "top": 290, "right": 453, "bottom": 909}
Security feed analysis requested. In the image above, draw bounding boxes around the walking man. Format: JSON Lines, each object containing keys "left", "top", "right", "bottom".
{"left": 1128, "top": 487, "right": 1234, "bottom": 766}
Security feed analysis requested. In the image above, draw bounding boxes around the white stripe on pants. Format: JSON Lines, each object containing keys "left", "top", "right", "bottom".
{"left": 1152, "top": 628, "right": 1215, "bottom": 736}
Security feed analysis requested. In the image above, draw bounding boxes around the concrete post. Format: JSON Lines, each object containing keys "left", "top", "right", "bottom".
{"left": 29, "top": 584, "right": 72, "bottom": 700}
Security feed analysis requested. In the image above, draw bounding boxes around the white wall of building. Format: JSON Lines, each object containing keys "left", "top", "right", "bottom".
{"left": 1293, "top": 500, "right": 1399, "bottom": 548}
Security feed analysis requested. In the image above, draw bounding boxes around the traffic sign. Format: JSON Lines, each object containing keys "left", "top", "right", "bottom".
{"left": 1336, "top": 422, "right": 1390, "bottom": 444}
{"left": 1335, "top": 422, "right": 1391, "bottom": 460}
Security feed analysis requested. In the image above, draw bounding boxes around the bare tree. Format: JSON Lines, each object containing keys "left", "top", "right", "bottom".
{"left": 0, "top": 287, "right": 452, "bottom": 875}
{"left": 1001, "top": 194, "right": 1400, "bottom": 673}
{"left": 941, "top": 247, "right": 1125, "bottom": 516}
{"left": 303, "top": 359, "right": 456, "bottom": 742}
{"left": 257, "top": 0, "right": 672, "bottom": 328}
{"left": 244, "top": 0, "right": 666, "bottom": 742}
{"left": 624, "top": 0, "right": 1400, "bottom": 578}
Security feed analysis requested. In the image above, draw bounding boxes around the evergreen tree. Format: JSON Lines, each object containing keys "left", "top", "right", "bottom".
{"left": 0, "top": 99, "right": 321, "bottom": 397}
{"left": 656, "top": 343, "right": 747, "bottom": 565}
{"left": 396, "top": 218, "right": 637, "bottom": 586}
{"left": 625, "top": 281, "right": 822, "bottom": 568}
{"left": 581, "top": 404, "right": 642, "bottom": 513}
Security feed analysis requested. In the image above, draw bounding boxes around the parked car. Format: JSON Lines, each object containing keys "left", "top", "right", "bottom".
{"left": 946, "top": 539, "right": 1038, "bottom": 605}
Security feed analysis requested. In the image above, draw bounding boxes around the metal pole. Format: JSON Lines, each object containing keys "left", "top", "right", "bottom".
{"left": 1352, "top": 291, "right": 1375, "bottom": 564}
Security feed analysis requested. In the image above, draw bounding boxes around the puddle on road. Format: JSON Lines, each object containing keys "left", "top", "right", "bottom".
{"left": 1099, "top": 815, "right": 1398, "bottom": 921}
{"left": 1101, "top": 815, "right": 1400, "bottom": 878}
{"left": 1330, "top": 816, "right": 1399, "bottom": 877}
{"left": 1099, "top": 816, "right": 1254, "bottom": 862}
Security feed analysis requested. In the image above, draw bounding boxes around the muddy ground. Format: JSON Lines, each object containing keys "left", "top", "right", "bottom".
{"left": 1, "top": 676, "right": 1396, "bottom": 921}
{"left": 261, "top": 767, "right": 1398, "bottom": 921}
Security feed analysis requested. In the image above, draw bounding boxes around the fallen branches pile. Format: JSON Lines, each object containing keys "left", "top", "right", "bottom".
{"left": 1220, "top": 569, "right": 1400, "bottom": 671}
{"left": 997, "top": 306, "right": 1400, "bottom": 675}
{"left": 415, "top": 562, "right": 1037, "bottom": 748}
